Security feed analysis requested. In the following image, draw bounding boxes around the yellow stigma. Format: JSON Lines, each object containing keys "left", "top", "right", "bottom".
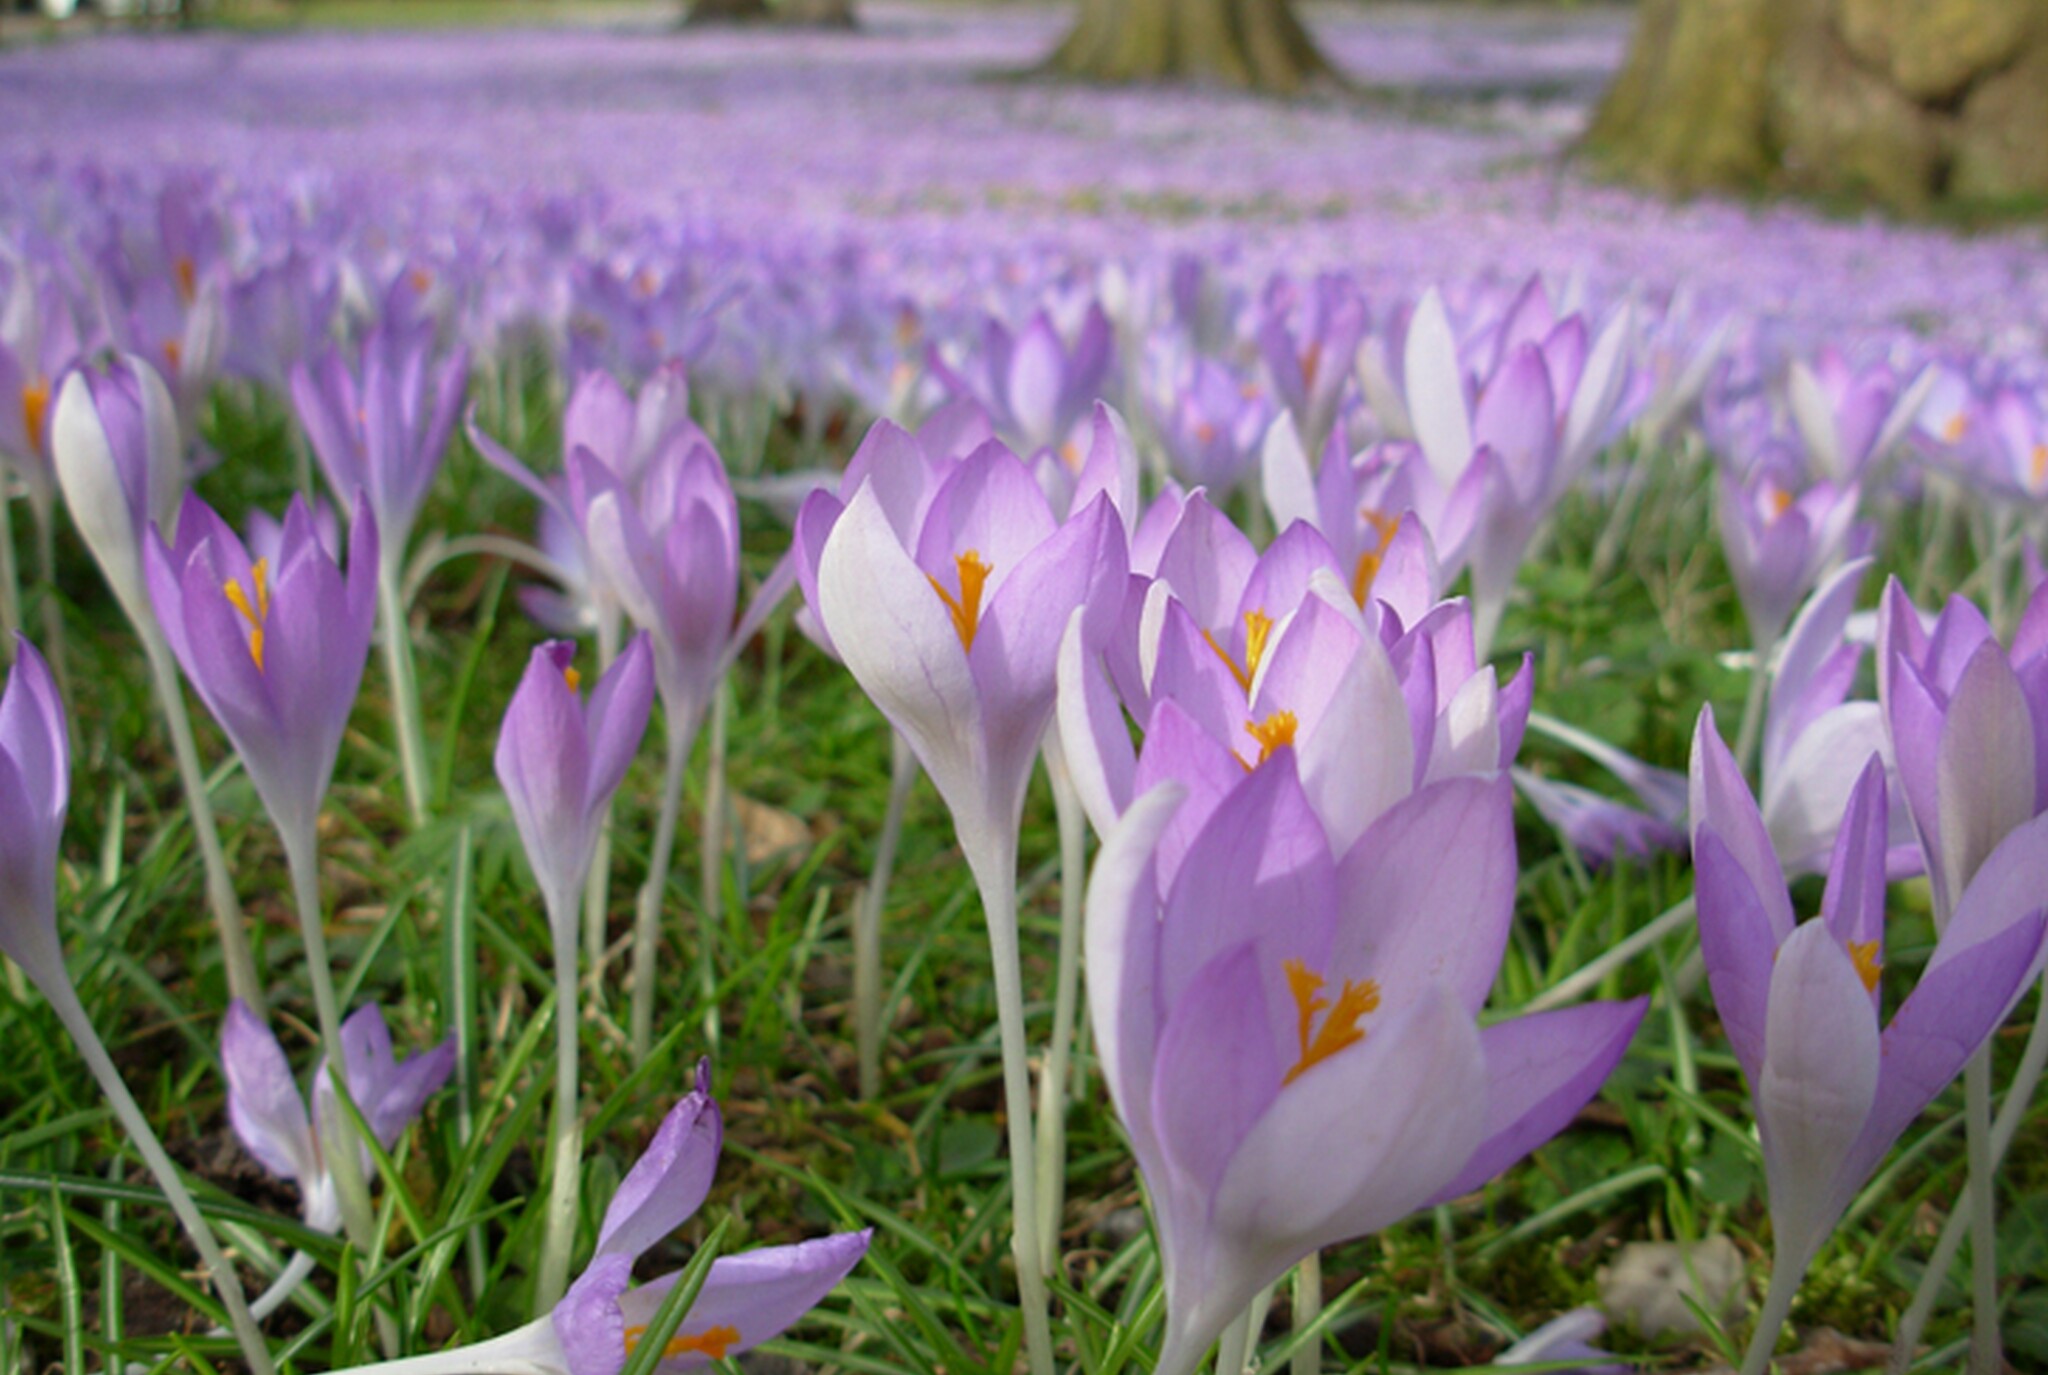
{"left": 1849, "top": 940, "right": 1882, "bottom": 994}
{"left": 163, "top": 338, "right": 183, "bottom": 375}
{"left": 622, "top": 1324, "right": 742, "bottom": 1361}
{"left": 1059, "top": 441, "right": 1084, "bottom": 473}
{"left": 2030, "top": 444, "right": 2047, "bottom": 489}
{"left": 1764, "top": 482, "right": 1794, "bottom": 521}
{"left": 1943, "top": 412, "right": 1969, "bottom": 443}
{"left": 1241, "top": 710, "right": 1298, "bottom": 769}
{"left": 174, "top": 255, "right": 196, "bottom": 305}
{"left": 1282, "top": 958, "right": 1379, "bottom": 1085}
{"left": 1351, "top": 508, "right": 1401, "bottom": 607}
{"left": 21, "top": 376, "right": 50, "bottom": 457}
{"left": 222, "top": 559, "right": 272, "bottom": 671}
{"left": 1203, "top": 608, "right": 1274, "bottom": 699}
{"left": 928, "top": 550, "right": 992, "bottom": 651}
{"left": 563, "top": 664, "right": 582, "bottom": 692}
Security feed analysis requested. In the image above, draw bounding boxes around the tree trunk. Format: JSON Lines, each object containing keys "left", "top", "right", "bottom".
{"left": 684, "top": 0, "right": 773, "bottom": 27}
{"left": 1044, "top": 0, "right": 1337, "bottom": 95}
{"left": 1583, "top": 0, "right": 2048, "bottom": 213}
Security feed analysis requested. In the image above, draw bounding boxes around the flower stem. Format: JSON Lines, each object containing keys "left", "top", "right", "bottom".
{"left": 1033, "top": 745, "right": 1087, "bottom": 1275}
{"left": 378, "top": 558, "right": 432, "bottom": 829}
{"left": 143, "top": 627, "right": 263, "bottom": 1016}
{"left": 0, "top": 488, "right": 21, "bottom": 651}
{"left": 41, "top": 977, "right": 277, "bottom": 1375}
{"left": 282, "top": 826, "right": 395, "bottom": 1356}
{"left": 581, "top": 613, "right": 621, "bottom": 978}
{"left": 1732, "top": 629, "right": 1777, "bottom": 780}
{"left": 245, "top": 1250, "right": 318, "bottom": 1322}
{"left": 1212, "top": 1308, "right": 1252, "bottom": 1375}
{"left": 1736, "top": 1255, "right": 1803, "bottom": 1375}
{"left": 966, "top": 843, "right": 1055, "bottom": 1375}
{"left": 631, "top": 709, "right": 695, "bottom": 1063}
{"left": 855, "top": 730, "right": 917, "bottom": 1100}
{"left": 29, "top": 491, "right": 67, "bottom": 695}
{"left": 1888, "top": 973, "right": 2048, "bottom": 1374}
{"left": 1963, "top": 1047, "right": 2001, "bottom": 1375}
{"left": 534, "top": 898, "right": 583, "bottom": 1316}
{"left": 697, "top": 679, "right": 730, "bottom": 1053}
{"left": 1291, "top": 1253, "right": 1322, "bottom": 1375}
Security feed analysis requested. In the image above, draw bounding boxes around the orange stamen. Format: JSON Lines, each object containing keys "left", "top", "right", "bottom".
{"left": 1059, "top": 441, "right": 1084, "bottom": 473}
{"left": 1764, "top": 483, "right": 1794, "bottom": 520}
{"left": 623, "top": 1324, "right": 742, "bottom": 1361}
{"left": 1299, "top": 341, "right": 1323, "bottom": 385}
{"left": 563, "top": 665, "right": 582, "bottom": 693}
{"left": 1942, "top": 412, "right": 1968, "bottom": 443}
{"left": 174, "top": 255, "right": 196, "bottom": 306}
{"left": 2030, "top": 444, "right": 2047, "bottom": 489}
{"left": 1351, "top": 509, "right": 1401, "bottom": 607}
{"left": 222, "top": 559, "right": 271, "bottom": 671}
{"left": 1849, "top": 940, "right": 1882, "bottom": 994}
{"left": 1202, "top": 608, "right": 1274, "bottom": 699}
{"left": 1281, "top": 958, "right": 1379, "bottom": 1085}
{"left": 928, "top": 550, "right": 992, "bottom": 651}
{"left": 1194, "top": 420, "right": 1218, "bottom": 445}
{"left": 163, "top": 338, "right": 183, "bottom": 375}
{"left": 1242, "top": 710, "right": 1297, "bottom": 769}
{"left": 21, "top": 376, "right": 50, "bottom": 457}
{"left": 409, "top": 267, "right": 434, "bottom": 295}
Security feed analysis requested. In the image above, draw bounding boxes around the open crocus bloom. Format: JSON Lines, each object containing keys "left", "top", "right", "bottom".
{"left": 1690, "top": 708, "right": 2048, "bottom": 1280}
{"left": 222, "top": 1001, "right": 455, "bottom": 1232}
{"left": 334, "top": 1062, "right": 870, "bottom": 1375}
{"left": 144, "top": 493, "right": 378, "bottom": 846}
{"left": 1089, "top": 757, "right": 1645, "bottom": 1375}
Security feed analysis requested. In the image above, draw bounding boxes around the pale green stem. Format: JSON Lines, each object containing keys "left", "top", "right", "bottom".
{"left": 581, "top": 613, "right": 622, "bottom": 973}
{"left": 1736, "top": 1255, "right": 1804, "bottom": 1375}
{"left": 534, "top": 894, "right": 583, "bottom": 1315}
{"left": 964, "top": 839, "right": 1055, "bottom": 1375}
{"left": 1291, "top": 1253, "right": 1322, "bottom": 1375}
{"left": 1034, "top": 747, "right": 1087, "bottom": 1276}
{"left": 1732, "top": 627, "right": 1777, "bottom": 780}
{"left": 41, "top": 976, "right": 277, "bottom": 1375}
{"left": 244, "top": 1250, "right": 318, "bottom": 1322}
{"left": 1212, "top": 1308, "right": 1252, "bottom": 1375}
{"left": 1524, "top": 896, "right": 1695, "bottom": 1014}
{"left": 1963, "top": 1049, "right": 2001, "bottom": 1375}
{"left": 28, "top": 490, "right": 66, "bottom": 695}
{"left": 0, "top": 487, "right": 20, "bottom": 650}
{"left": 631, "top": 709, "right": 695, "bottom": 1063}
{"left": 855, "top": 730, "right": 918, "bottom": 1100}
{"left": 281, "top": 825, "right": 393, "bottom": 1356}
{"left": 446, "top": 825, "right": 488, "bottom": 1297}
{"left": 1888, "top": 974, "right": 2048, "bottom": 1374}
{"left": 142, "top": 627, "right": 262, "bottom": 1016}
{"left": 697, "top": 680, "right": 730, "bottom": 1052}
{"left": 376, "top": 556, "right": 432, "bottom": 830}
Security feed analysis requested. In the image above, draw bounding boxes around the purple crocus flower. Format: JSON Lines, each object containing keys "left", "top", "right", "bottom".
{"left": 1690, "top": 708, "right": 2048, "bottom": 1338}
{"left": 1877, "top": 576, "right": 2048, "bottom": 924}
{"left": 495, "top": 634, "right": 655, "bottom": 928}
{"left": 1088, "top": 760, "right": 1645, "bottom": 1375}
{"left": 51, "top": 353, "right": 186, "bottom": 628}
{"left": 1256, "top": 272, "right": 1367, "bottom": 457}
{"left": 1716, "top": 462, "right": 1866, "bottom": 653}
{"left": 931, "top": 305, "right": 1113, "bottom": 457}
{"left": 221, "top": 999, "right": 455, "bottom": 1232}
{"left": 292, "top": 322, "right": 469, "bottom": 572}
{"left": 325, "top": 1062, "right": 871, "bottom": 1375}
{"left": 0, "top": 636, "right": 68, "bottom": 994}
{"left": 144, "top": 493, "right": 379, "bottom": 847}
{"left": 1785, "top": 347, "right": 1931, "bottom": 482}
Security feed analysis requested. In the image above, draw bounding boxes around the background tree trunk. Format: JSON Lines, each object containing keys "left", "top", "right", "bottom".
{"left": 1045, "top": 0, "right": 1337, "bottom": 94}
{"left": 685, "top": 0, "right": 773, "bottom": 26}
{"left": 1583, "top": 0, "right": 2048, "bottom": 212}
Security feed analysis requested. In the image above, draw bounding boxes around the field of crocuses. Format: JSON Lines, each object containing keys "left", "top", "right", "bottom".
{"left": 4, "top": 4, "right": 2048, "bottom": 1374}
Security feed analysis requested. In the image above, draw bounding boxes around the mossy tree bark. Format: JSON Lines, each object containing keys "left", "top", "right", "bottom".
{"left": 1584, "top": 0, "right": 2048, "bottom": 212}
{"left": 1045, "top": 0, "right": 1337, "bottom": 94}
{"left": 684, "top": 0, "right": 854, "bottom": 26}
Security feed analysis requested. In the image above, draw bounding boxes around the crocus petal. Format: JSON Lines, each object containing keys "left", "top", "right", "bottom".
{"left": 1086, "top": 782, "right": 1183, "bottom": 1166}
{"left": 597, "top": 1066, "right": 724, "bottom": 1261}
{"left": 1428, "top": 997, "right": 1649, "bottom": 1204}
{"left": 1934, "top": 640, "right": 2037, "bottom": 915}
{"left": 1689, "top": 706, "right": 1795, "bottom": 942}
{"left": 1756, "top": 920, "right": 1881, "bottom": 1274}
{"left": 584, "top": 631, "right": 656, "bottom": 810}
{"left": 1818, "top": 758, "right": 1888, "bottom": 962}
{"left": 608, "top": 1231, "right": 871, "bottom": 1374}
{"left": 554, "top": 1251, "right": 635, "bottom": 1375}
{"left": 1150, "top": 942, "right": 1280, "bottom": 1198}
{"left": 221, "top": 1000, "right": 318, "bottom": 1186}
{"left": 1761, "top": 703, "right": 1887, "bottom": 877}
{"left": 1405, "top": 289, "right": 1472, "bottom": 484}
{"left": 1056, "top": 607, "right": 1135, "bottom": 838}
{"left": 1694, "top": 829, "right": 1784, "bottom": 1083}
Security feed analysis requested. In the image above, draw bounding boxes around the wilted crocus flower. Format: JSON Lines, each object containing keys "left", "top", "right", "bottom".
{"left": 145, "top": 493, "right": 379, "bottom": 850}
{"left": 325, "top": 1062, "right": 870, "bottom": 1375}
{"left": 496, "top": 634, "right": 656, "bottom": 932}
{"left": 292, "top": 322, "right": 469, "bottom": 576}
{"left": 1089, "top": 761, "right": 1645, "bottom": 1375}
{"left": 51, "top": 354, "right": 185, "bottom": 631}
{"left": 222, "top": 999, "right": 455, "bottom": 1234}
{"left": 1689, "top": 709, "right": 2048, "bottom": 1375}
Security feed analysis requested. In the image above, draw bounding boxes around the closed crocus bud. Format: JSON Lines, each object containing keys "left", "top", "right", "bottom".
{"left": 0, "top": 637, "right": 69, "bottom": 993}
{"left": 495, "top": 633, "right": 655, "bottom": 929}
{"left": 144, "top": 493, "right": 379, "bottom": 849}
{"left": 52, "top": 354, "right": 185, "bottom": 628}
